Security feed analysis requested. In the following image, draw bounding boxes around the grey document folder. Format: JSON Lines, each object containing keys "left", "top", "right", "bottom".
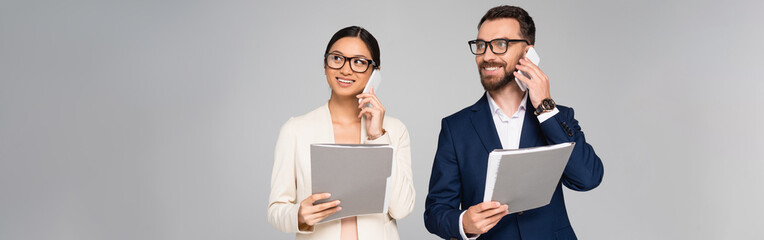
{"left": 310, "top": 144, "right": 394, "bottom": 223}
{"left": 483, "top": 142, "right": 575, "bottom": 214}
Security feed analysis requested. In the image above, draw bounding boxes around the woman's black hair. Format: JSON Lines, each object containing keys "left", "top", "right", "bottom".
{"left": 324, "top": 26, "right": 381, "bottom": 68}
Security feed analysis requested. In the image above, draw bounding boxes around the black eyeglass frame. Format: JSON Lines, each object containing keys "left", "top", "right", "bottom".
{"left": 323, "top": 53, "right": 378, "bottom": 73}
{"left": 468, "top": 38, "right": 530, "bottom": 55}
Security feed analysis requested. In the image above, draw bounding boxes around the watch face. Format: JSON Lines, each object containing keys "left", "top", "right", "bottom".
{"left": 536, "top": 99, "right": 555, "bottom": 115}
{"left": 543, "top": 99, "right": 555, "bottom": 110}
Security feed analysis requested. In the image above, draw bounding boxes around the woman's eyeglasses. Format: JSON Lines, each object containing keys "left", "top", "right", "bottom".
{"left": 324, "top": 53, "right": 377, "bottom": 73}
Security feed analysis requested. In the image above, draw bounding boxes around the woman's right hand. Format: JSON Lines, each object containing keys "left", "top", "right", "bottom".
{"left": 297, "top": 193, "right": 341, "bottom": 230}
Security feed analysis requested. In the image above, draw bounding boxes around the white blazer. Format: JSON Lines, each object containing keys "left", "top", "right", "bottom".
{"left": 268, "top": 103, "right": 415, "bottom": 240}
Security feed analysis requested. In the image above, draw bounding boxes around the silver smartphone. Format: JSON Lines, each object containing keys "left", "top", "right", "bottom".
{"left": 359, "top": 69, "right": 382, "bottom": 107}
{"left": 515, "top": 47, "right": 540, "bottom": 92}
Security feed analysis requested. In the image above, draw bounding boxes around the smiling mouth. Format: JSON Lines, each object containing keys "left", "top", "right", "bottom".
{"left": 481, "top": 62, "right": 505, "bottom": 72}
{"left": 337, "top": 77, "right": 355, "bottom": 84}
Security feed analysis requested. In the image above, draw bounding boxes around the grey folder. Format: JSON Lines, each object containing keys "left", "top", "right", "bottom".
{"left": 483, "top": 142, "right": 575, "bottom": 214}
{"left": 310, "top": 144, "right": 394, "bottom": 223}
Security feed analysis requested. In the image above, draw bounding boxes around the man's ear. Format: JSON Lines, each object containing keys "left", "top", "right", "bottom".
{"left": 525, "top": 44, "right": 534, "bottom": 54}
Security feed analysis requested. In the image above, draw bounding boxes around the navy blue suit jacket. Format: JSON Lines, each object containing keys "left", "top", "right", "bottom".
{"left": 424, "top": 94, "right": 604, "bottom": 240}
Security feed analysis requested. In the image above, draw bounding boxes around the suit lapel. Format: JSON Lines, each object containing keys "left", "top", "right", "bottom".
{"left": 470, "top": 94, "right": 503, "bottom": 153}
{"left": 519, "top": 96, "right": 544, "bottom": 148}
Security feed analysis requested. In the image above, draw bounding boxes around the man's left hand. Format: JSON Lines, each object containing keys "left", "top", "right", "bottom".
{"left": 514, "top": 57, "right": 551, "bottom": 108}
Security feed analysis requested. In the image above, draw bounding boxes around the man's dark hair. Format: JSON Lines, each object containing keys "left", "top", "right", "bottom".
{"left": 478, "top": 5, "right": 536, "bottom": 45}
{"left": 324, "top": 26, "right": 381, "bottom": 68}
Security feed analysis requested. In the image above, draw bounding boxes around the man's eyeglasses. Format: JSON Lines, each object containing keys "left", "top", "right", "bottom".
{"left": 324, "top": 53, "right": 377, "bottom": 73}
{"left": 468, "top": 39, "right": 530, "bottom": 55}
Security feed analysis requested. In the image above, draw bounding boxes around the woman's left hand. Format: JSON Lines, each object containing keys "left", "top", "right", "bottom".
{"left": 357, "top": 87, "right": 385, "bottom": 140}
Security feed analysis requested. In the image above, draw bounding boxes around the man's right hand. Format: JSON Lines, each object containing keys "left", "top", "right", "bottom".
{"left": 463, "top": 201, "right": 509, "bottom": 235}
{"left": 297, "top": 193, "right": 341, "bottom": 230}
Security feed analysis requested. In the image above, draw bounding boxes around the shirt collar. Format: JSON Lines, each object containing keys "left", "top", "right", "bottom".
{"left": 486, "top": 91, "right": 528, "bottom": 120}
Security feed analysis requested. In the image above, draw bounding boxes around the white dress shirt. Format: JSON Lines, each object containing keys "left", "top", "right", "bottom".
{"left": 458, "top": 92, "right": 558, "bottom": 240}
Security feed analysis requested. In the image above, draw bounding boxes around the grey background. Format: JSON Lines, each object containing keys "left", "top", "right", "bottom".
{"left": 1, "top": 0, "right": 763, "bottom": 239}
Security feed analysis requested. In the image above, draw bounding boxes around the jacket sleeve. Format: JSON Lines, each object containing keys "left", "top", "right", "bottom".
{"left": 539, "top": 107, "right": 604, "bottom": 191}
{"left": 424, "top": 118, "right": 465, "bottom": 239}
{"left": 365, "top": 120, "right": 415, "bottom": 220}
{"left": 267, "top": 118, "right": 313, "bottom": 233}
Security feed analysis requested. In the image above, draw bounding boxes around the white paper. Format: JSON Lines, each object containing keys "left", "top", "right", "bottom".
{"left": 483, "top": 142, "right": 574, "bottom": 213}
{"left": 310, "top": 144, "right": 394, "bottom": 223}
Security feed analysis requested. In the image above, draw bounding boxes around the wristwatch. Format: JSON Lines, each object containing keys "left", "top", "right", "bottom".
{"left": 534, "top": 98, "right": 556, "bottom": 116}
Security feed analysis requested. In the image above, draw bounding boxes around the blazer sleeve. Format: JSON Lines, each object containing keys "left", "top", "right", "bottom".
{"left": 424, "top": 118, "right": 465, "bottom": 239}
{"left": 539, "top": 107, "right": 604, "bottom": 191}
{"left": 267, "top": 118, "right": 312, "bottom": 233}
{"left": 365, "top": 120, "right": 415, "bottom": 220}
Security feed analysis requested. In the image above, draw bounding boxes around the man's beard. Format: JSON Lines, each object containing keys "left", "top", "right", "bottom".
{"left": 479, "top": 62, "right": 514, "bottom": 91}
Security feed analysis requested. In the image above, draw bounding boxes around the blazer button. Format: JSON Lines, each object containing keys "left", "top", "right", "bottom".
{"left": 518, "top": 211, "right": 524, "bottom": 215}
